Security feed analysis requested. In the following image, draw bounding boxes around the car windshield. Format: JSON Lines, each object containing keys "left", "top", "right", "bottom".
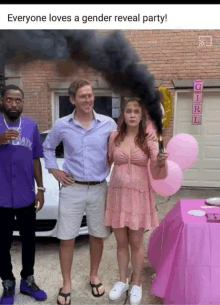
{"left": 40, "top": 133, "right": 64, "bottom": 158}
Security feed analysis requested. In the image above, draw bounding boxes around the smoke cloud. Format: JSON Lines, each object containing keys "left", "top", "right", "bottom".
{"left": 1, "top": 30, "right": 162, "bottom": 134}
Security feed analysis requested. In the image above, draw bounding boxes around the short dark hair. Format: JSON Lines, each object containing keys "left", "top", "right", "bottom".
{"left": 1, "top": 85, "right": 24, "bottom": 98}
{"left": 68, "top": 79, "right": 93, "bottom": 97}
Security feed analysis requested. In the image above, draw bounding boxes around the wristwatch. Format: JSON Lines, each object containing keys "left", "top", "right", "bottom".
{"left": 38, "top": 187, "right": 46, "bottom": 192}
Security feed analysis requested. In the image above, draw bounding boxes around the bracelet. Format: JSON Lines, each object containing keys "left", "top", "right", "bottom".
{"left": 48, "top": 168, "right": 57, "bottom": 173}
{"left": 38, "top": 187, "right": 46, "bottom": 192}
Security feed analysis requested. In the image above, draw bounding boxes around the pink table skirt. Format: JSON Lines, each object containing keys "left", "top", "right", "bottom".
{"left": 147, "top": 199, "right": 220, "bottom": 305}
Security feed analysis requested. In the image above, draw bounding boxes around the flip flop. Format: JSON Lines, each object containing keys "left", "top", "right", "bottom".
{"left": 57, "top": 288, "right": 71, "bottom": 305}
{"left": 90, "top": 282, "right": 105, "bottom": 297}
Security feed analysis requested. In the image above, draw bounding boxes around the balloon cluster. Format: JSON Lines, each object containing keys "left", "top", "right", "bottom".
{"left": 149, "top": 134, "right": 199, "bottom": 197}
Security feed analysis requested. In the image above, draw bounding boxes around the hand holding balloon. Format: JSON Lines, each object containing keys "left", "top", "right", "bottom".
{"left": 149, "top": 133, "right": 198, "bottom": 197}
{"left": 149, "top": 160, "right": 183, "bottom": 197}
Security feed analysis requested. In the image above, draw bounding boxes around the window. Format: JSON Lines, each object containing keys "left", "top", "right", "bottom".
{"left": 58, "top": 95, "right": 113, "bottom": 118}
{"left": 53, "top": 90, "right": 121, "bottom": 122}
{"left": 40, "top": 131, "right": 64, "bottom": 158}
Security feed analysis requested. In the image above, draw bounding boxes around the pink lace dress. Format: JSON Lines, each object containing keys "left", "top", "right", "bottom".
{"left": 105, "top": 127, "right": 168, "bottom": 230}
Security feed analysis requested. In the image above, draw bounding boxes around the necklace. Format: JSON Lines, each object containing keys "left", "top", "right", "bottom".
{"left": 3, "top": 114, "right": 21, "bottom": 133}
{"left": 3, "top": 114, "right": 22, "bottom": 145}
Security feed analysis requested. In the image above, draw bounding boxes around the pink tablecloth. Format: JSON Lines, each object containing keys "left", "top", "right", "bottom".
{"left": 147, "top": 199, "right": 220, "bottom": 305}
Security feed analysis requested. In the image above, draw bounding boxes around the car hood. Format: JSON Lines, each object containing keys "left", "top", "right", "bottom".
{"left": 39, "top": 157, "right": 113, "bottom": 189}
{"left": 36, "top": 158, "right": 64, "bottom": 194}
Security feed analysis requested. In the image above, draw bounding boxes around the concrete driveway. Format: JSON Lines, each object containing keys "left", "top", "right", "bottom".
{"left": 7, "top": 187, "right": 220, "bottom": 304}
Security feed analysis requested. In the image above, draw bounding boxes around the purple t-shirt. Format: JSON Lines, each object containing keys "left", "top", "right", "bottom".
{"left": 0, "top": 113, "right": 43, "bottom": 208}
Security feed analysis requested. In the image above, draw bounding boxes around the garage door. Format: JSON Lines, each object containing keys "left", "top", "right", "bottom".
{"left": 175, "top": 90, "right": 220, "bottom": 187}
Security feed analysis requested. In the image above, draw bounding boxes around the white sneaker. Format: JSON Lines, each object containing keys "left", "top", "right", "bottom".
{"left": 130, "top": 285, "right": 142, "bottom": 305}
{"left": 109, "top": 279, "right": 129, "bottom": 300}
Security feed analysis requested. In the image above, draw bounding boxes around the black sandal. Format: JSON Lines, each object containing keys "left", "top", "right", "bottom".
{"left": 90, "top": 282, "right": 105, "bottom": 297}
{"left": 57, "top": 288, "right": 71, "bottom": 305}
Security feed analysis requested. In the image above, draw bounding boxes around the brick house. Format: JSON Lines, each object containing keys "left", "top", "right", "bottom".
{"left": 3, "top": 30, "right": 220, "bottom": 187}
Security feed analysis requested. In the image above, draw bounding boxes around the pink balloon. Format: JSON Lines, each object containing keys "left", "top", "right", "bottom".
{"left": 166, "top": 134, "right": 198, "bottom": 171}
{"left": 148, "top": 160, "right": 183, "bottom": 196}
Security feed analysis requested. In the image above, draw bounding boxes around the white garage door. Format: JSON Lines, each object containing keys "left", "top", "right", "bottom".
{"left": 175, "top": 90, "right": 220, "bottom": 187}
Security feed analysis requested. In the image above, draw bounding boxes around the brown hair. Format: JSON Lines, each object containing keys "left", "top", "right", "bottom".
{"left": 68, "top": 79, "right": 93, "bottom": 97}
{"left": 115, "top": 97, "right": 148, "bottom": 154}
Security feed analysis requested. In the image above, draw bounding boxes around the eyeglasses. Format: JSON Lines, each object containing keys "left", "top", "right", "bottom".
{"left": 5, "top": 98, "right": 23, "bottom": 105}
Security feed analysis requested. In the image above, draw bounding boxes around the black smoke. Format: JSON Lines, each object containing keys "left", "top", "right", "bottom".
{"left": 1, "top": 30, "right": 162, "bottom": 134}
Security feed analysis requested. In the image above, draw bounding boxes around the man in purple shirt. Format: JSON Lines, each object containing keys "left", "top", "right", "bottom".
{"left": 0, "top": 85, "right": 47, "bottom": 304}
{"left": 43, "top": 79, "right": 117, "bottom": 305}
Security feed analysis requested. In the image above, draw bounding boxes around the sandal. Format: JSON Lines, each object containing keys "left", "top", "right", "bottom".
{"left": 57, "top": 288, "right": 71, "bottom": 305}
{"left": 90, "top": 282, "right": 105, "bottom": 297}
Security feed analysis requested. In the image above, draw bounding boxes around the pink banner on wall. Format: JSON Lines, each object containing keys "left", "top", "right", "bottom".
{"left": 193, "top": 92, "right": 203, "bottom": 104}
{"left": 193, "top": 80, "right": 204, "bottom": 92}
{"left": 192, "top": 115, "right": 202, "bottom": 125}
{"left": 192, "top": 104, "right": 202, "bottom": 114}
{"left": 192, "top": 80, "right": 204, "bottom": 125}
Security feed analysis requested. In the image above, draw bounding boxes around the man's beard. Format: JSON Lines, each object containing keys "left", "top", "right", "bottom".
{"left": 2, "top": 106, "right": 22, "bottom": 122}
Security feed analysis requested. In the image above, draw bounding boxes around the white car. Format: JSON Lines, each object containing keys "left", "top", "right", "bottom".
{"left": 13, "top": 130, "right": 112, "bottom": 237}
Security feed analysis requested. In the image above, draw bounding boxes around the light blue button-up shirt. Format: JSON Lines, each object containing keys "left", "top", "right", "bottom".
{"left": 43, "top": 110, "right": 117, "bottom": 181}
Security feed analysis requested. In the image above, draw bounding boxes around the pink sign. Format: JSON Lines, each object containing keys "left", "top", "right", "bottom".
{"left": 193, "top": 80, "right": 204, "bottom": 92}
{"left": 192, "top": 104, "right": 202, "bottom": 114}
{"left": 193, "top": 92, "right": 203, "bottom": 104}
{"left": 192, "top": 80, "right": 203, "bottom": 125}
{"left": 192, "top": 115, "right": 202, "bottom": 125}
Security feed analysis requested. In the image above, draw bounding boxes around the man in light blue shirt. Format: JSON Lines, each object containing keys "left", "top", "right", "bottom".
{"left": 43, "top": 79, "right": 117, "bottom": 304}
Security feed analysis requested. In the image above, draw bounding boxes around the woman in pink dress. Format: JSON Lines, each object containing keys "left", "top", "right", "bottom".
{"left": 105, "top": 97, "right": 168, "bottom": 305}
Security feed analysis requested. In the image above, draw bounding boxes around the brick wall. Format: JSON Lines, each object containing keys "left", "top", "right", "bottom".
{"left": 124, "top": 29, "right": 220, "bottom": 145}
{"left": 14, "top": 29, "right": 220, "bottom": 144}
{"left": 20, "top": 61, "right": 101, "bottom": 132}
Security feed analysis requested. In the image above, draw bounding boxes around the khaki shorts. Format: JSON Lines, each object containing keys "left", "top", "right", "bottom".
{"left": 56, "top": 180, "right": 111, "bottom": 240}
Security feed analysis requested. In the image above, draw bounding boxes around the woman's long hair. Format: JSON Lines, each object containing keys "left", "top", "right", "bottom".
{"left": 114, "top": 97, "right": 148, "bottom": 154}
